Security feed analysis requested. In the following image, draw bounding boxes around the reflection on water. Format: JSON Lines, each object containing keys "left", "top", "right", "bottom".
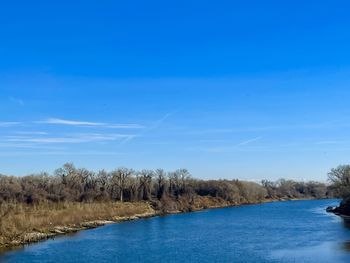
{"left": 1, "top": 199, "right": 350, "bottom": 263}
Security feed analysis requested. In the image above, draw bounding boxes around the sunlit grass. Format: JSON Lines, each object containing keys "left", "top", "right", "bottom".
{"left": 0, "top": 201, "right": 153, "bottom": 246}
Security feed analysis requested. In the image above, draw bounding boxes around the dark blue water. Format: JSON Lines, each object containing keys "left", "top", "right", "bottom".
{"left": 1, "top": 199, "right": 350, "bottom": 263}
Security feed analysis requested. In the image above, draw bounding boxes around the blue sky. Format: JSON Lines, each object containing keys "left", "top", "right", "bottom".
{"left": 1, "top": 1, "right": 350, "bottom": 181}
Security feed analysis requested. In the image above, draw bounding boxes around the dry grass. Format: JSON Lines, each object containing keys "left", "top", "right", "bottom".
{"left": 0, "top": 201, "right": 154, "bottom": 246}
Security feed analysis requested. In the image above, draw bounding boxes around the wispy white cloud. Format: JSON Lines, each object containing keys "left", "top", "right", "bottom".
{"left": 142, "top": 141, "right": 178, "bottom": 145}
{"left": 0, "top": 151, "right": 127, "bottom": 156}
{"left": 14, "top": 131, "right": 48, "bottom": 135}
{"left": 8, "top": 96, "right": 24, "bottom": 106}
{"left": 186, "top": 145, "right": 269, "bottom": 153}
{"left": 5, "top": 133, "right": 136, "bottom": 144}
{"left": 41, "top": 118, "right": 102, "bottom": 126}
{"left": 187, "top": 137, "right": 262, "bottom": 153}
{"left": 315, "top": 140, "right": 350, "bottom": 145}
{"left": 149, "top": 112, "right": 175, "bottom": 129}
{"left": 186, "top": 121, "right": 340, "bottom": 135}
{"left": 236, "top": 136, "right": 262, "bottom": 146}
{"left": 0, "top": 122, "right": 21, "bottom": 127}
{"left": 121, "top": 111, "right": 175, "bottom": 144}
{"left": 187, "top": 146, "right": 231, "bottom": 153}
{"left": 106, "top": 124, "right": 144, "bottom": 129}
{"left": 0, "top": 142, "right": 64, "bottom": 150}
{"left": 39, "top": 118, "right": 144, "bottom": 129}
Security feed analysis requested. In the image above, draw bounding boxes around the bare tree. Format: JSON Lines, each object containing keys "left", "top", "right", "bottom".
{"left": 328, "top": 165, "right": 350, "bottom": 198}
{"left": 138, "top": 170, "right": 153, "bottom": 201}
{"left": 177, "top": 168, "right": 191, "bottom": 194}
{"left": 96, "top": 170, "right": 110, "bottom": 199}
{"left": 111, "top": 168, "right": 134, "bottom": 202}
{"left": 155, "top": 169, "right": 166, "bottom": 199}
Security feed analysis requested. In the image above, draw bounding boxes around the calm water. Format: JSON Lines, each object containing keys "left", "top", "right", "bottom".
{"left": 1, "top": 199, "right": 350, "bottom": 263}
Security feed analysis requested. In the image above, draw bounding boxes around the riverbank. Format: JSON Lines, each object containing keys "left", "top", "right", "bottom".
{"left": 0, "top": 196, "right": 319, "bottom": 251}
{"left": 326, "top": 200, "right": 350, "bottom": 219}
{"left": 0, "top": 196, "right": 247, "bottom": 249}
{"left": 0, "top": 201, "right": 158, "bottom": 250}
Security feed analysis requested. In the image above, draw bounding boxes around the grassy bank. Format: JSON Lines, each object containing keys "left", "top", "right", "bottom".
{"left": 0, "top": 201, "right": 156, "bottom": 249}
{"left": 0, "top": 196, "right": 248, "bottom": 249}
{"left": 0, "top": 196, "right": 323, "bottom": 250}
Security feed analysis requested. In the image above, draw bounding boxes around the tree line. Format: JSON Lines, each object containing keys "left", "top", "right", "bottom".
{"left": 0, "top": 163, "right": 333, "bottom": 206}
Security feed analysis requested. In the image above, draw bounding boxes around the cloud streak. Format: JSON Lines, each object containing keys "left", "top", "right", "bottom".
{"left": 120, "top": 111, "right": 175, "bottom": 144}
{"left": 236, "top": 136, "right": 262, "bottom": 146}
{"left": 41, "top": 118, "right": 103, "bottom": 126}
{"left": 0, "top": 142, "right": 64, "bottom": 150}
{"left": 14, "top": 131, "right": 48, "bottom": 135}
{"left": 8, "top": 96, "right": 24, "bottom": 106}
{"left": 0, "top": 151, "right": 127, "bottom": 156}
{"left": 315, "top": 140, "right": 350, "bottom": 145}
{"left": 39, "top": 118, "right": 144, "bottom": 129}
{"left": 186, "top": 121, "right": 341, "bottom": 135}
{"left": 0, "top": 122, "right": 21, "bottom": 127}
{"left": 187, "top": 136, "right": 263, "bottom": 153}
{"left": 4, "top": 133, "right": 136, "bottom": 144}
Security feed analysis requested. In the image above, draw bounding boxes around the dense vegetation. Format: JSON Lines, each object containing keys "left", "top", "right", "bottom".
{"left": 0, "top": 163, "right": 332, "bottom": 207}
{"left": 328, "top": 165, "right": 350, "bottom": 216}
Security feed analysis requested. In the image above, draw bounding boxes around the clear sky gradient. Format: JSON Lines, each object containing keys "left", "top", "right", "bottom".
{"left": 1, "top": 1, "right": 350, "bottom": 181}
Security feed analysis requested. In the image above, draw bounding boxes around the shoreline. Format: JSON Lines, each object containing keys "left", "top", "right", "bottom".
{"left": 0, "top": 202, "right": 229, "bottom": 252}
{"left": 0, "top": 197, "right": 328, "bottom": 253}
{"left": 326, "top": 209, "right": 350, "bottom": 220}
{"left": 0, "top": 206, "right": 159, "bottom": 252}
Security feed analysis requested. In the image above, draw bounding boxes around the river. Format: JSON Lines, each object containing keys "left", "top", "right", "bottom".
{"left": 1, "top": 199, "right": 349, "bottom": 262}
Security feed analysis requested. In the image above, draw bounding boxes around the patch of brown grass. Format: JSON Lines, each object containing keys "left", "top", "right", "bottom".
{"left": 0, "top": 201, "right": 153, "bottom": 246}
